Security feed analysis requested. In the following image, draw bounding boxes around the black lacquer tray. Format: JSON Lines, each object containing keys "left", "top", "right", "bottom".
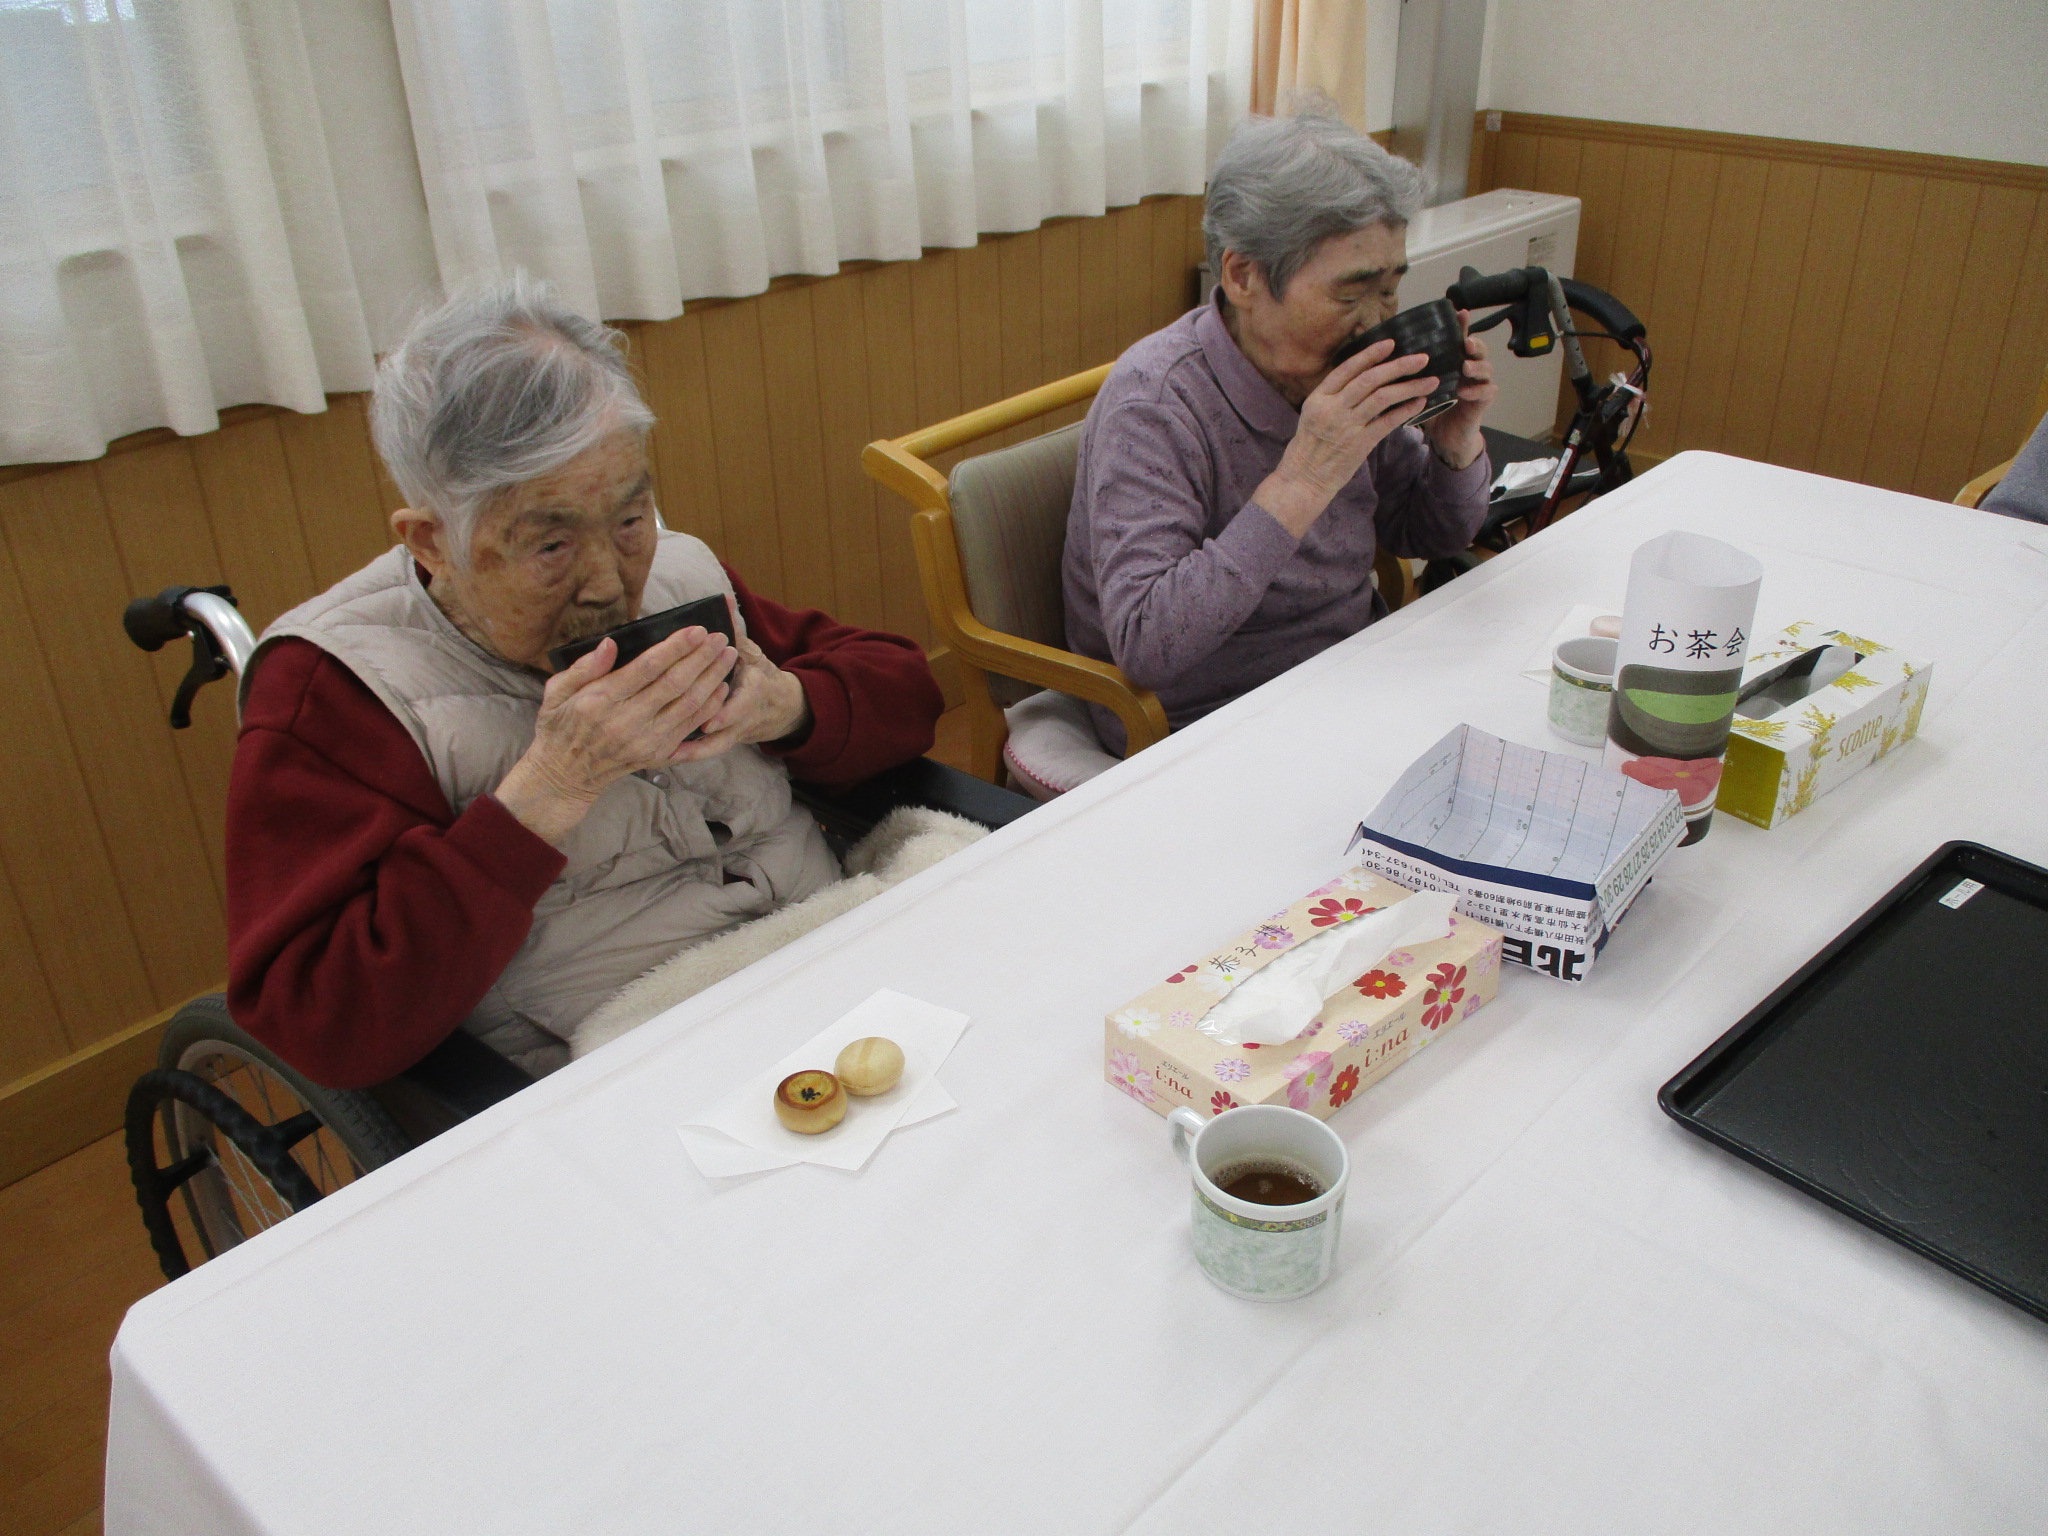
{"left": 1660, "top": 841, "right": 2048, "bottom": 1324}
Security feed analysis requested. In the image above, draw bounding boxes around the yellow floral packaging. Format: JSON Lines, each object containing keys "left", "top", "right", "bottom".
{"left": 1104, "top": 871, "right": 1503, "bottom": 1122}
{"left": 1717, "top": 622, "right": 1933, "bottom": 830}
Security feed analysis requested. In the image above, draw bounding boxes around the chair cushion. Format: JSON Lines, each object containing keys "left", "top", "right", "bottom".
{"left": 949, "top": 422, "right": 1084, "bottom": 706}
{"left": 1001, "top": 689, "right": 1119, "bottom": 802}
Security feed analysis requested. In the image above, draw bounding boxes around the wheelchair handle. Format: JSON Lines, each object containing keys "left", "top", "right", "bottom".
{"left": 124, "top": 586, "right": 209, "bottom": 652}
{"left": 123, "top": 585, "right": 257, "bottom": 729}
{"left": 177, "top": 590, "right": 256, "bottom": 675}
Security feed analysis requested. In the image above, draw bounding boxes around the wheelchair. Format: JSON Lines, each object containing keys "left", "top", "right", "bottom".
{"left": 120, "top": 585, "right": 1034, "bottom": 1281}
{"left": 1418, "top": 267, "right": 1652, "bottom": 595}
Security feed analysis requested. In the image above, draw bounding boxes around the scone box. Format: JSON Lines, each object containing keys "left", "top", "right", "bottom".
{"left": 1104, "top": 870, "right": 1504, "bottom": 1122}
{"left": 1717, "top": 622, "right": 1933, "bottom": 831}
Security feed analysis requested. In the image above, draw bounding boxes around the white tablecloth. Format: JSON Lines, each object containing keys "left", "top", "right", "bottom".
{"left": 107, "top": 454, "right": 2048, "bottom": 1535}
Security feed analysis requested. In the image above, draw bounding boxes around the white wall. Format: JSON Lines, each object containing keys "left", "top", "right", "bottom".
{"left": 1478, "top": 0, "right": 2048, "bottom": 167}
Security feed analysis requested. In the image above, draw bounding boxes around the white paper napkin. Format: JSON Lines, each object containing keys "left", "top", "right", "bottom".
{"left": 1518, "top": 603, "right": 1619, "bottom": 683}
{"left": 675, "top": 989, "right": 969, "bottom": 1177}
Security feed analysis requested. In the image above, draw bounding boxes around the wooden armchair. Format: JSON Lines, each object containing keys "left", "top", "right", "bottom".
{"left": 861, "top": 366, "right": 1163, "bottom": 785}
{"left": 862, "top": 366, "right": 1415, "bottom": 787}
{"left": 1956, "top": 366, "right": 2048, "bottom": 508}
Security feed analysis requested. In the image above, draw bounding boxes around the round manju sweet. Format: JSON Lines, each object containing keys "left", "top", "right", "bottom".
{"left": 834, "top": 1036, "right": 905, "bottom": 1097}
{"left": 775, "top": 1069, "right": 847, "bottom": 1134}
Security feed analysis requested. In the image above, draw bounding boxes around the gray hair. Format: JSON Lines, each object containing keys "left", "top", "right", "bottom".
{"left": 1203, "top": 110, "right": 1425, "bottom": 301}
{"left": 370, "top": 274, "right": 654, "bottom": 562}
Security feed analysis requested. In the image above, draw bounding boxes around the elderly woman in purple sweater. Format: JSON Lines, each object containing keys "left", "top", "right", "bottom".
{"left": 1063, "top": 111, "right": 1497, "bottom": 750}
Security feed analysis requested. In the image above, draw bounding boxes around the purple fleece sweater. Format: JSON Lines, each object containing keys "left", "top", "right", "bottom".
{"left": 1062, "top": 292, "right": 1491, "bottom": 750}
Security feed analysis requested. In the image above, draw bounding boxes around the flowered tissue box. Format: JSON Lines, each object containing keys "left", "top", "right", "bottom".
{"left": 1104, "top": 870, "right": 1503, "bottom": 1122}
{"left": 1716, "top": 622, "right": 1932, "bottom": 830}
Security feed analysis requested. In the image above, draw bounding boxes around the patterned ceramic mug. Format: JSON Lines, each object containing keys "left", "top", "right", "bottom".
{"left": 1167, "top": 1104, "right": 1349, "bottom": 1301}
{"left": 1548, "top": 635, "right": 1618, "bottom": 748}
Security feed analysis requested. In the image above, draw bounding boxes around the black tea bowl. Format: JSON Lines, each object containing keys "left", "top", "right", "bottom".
{"left": 545, "top": 591, "right": 735, "bottom": 675}
{"left": 1331, "top": 298, "right": 1467, "bottom": 424}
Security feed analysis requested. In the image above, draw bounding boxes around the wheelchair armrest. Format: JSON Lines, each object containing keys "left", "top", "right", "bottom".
{"left": 389, "top": 1029, "right": 534, "bottom": 1122}
{"left": 793, "top": 755, "right": 1035, "bottom": 846}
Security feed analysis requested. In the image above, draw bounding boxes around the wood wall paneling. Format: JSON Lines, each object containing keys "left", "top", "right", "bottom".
{"left": 1674, "top": 154, "right": 1770, "bottom": 452}
{"left": 1968, "top": 193, "right": 2048, "bottom": 471}
{"left": 1715, "top": 159, "right": 1819, "bottom": 465}
{"left": 855, "top": 260, "right": 930, "bottom": 643}
{"left": 1635, "top": 149, "right": 1722, "bottom": 462}
{"left": 1916, "top": 185, "right": 2040, "bottom": 495}
{"left": 1040, "top": 219, "right": 1083, "bottom": 396}
{"left": 0, "top": 499, "right": 159, "bottom": 1063}
{"left": 954, "top": 237, "right": 1007, "bottom": 450}
{"left": 1861, "top": 178, "right": 1983, "bottom": 493}
{"left": 2, "top": 471, "right": 225, "bottom": 1018}
{"left": 998, "top": 232, "right": 1046, "bottom": 431}
{"left": 186, "top": 422, "right": 320, "bottom": 632}
{"left": 1473, "top": 112, "right": 2048, "bottom": 500}
{"left": 0, "top": 865, "right": 66, "bottom": 1085}
{"left": 1765, "top": 166, "right": 1874, "bottom": 474}
{"left": 638, "top": 310, "right": 732, "bottom": 572}
{"left": 756, "top": 286, "right": 838, "bottom": 616}
{"left": 1809, "top": 173, "right": 1925, "bottom": 484}
{"left": 807, "top": 276, "right": 888, "bottom": 635}
{"left": 0, "top": 195, "right": 1208, "bottom": 1122}
{"left": 908, "top": 246, "right": 966, "bottom": 436}
{"left": 695, "top": 301, "right": 785, "bottom": 598}
{"left": 275, "top": 397, "right": 404, "bottom": 592}
{"left": 1077, "top": 212, "right": 1120, "bottom": 379}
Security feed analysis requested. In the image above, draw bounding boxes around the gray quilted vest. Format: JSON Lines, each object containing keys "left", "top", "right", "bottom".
{"left": 246, "top": 532, "right": 837, "bottom": 1073}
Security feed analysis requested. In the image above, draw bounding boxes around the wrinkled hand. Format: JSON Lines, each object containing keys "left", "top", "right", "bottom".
{"left": 671, "top": 635, "right": 810, "bottom": 765}
{"left": 495, "top": 627, "right": 735, "bottom": 844}
{"left": 1257, "top": 339, "right": 1437, "bottom": 537}
{"left": 1421, "top": 316, "right": 1497, "bottom": 470}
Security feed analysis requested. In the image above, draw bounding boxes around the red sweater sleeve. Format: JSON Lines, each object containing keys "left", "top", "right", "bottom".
{"left": 226, "top": 640, "right": 566, "bottom": 1089}
{"left": 727, "top": 567, "right": 944, "bottom": 788}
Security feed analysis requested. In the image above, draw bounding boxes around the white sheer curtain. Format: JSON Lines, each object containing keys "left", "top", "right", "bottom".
{"left": 0, "top": 0, "right": 1247, "bottom": 465}
{"left": 388, "top": 0, "right": 1251, "bottom": 321}
{"left": 0, "top": 0, "right": 386, "bottom": 463}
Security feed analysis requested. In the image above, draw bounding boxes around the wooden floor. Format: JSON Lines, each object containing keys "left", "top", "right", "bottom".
{"left": 0, "top": 704, "right": 980, "bottom": 1536}
{"left": 0, "top": 1132, "right": 159, "bottom": 1536}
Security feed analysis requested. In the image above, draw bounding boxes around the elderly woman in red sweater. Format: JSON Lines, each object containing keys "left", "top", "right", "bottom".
{"left": 227, "top": 278, "right": 943, "bottom": 1087}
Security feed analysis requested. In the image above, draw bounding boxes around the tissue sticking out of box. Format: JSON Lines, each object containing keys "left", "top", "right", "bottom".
{"left": 1198, "top": 891, "right": 1458, "bottom": 1046}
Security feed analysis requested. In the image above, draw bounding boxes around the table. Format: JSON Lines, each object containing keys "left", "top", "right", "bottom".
{"left": 106, "top": 454, "right": 2048, "bottom": 1534}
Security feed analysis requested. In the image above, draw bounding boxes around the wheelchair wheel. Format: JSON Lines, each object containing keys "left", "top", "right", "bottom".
{"left": 126, "top": 995, "right": 411, "bottom": 1279}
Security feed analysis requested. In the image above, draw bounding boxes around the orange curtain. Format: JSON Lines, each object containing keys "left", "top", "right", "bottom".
{"left": 1251, "top": 0, "right": 1369, "bottom": 129}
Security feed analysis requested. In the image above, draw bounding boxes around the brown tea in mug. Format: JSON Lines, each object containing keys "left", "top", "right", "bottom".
{"left": 1213, "top": 1157, "right": 1324, "bottom": 1206}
